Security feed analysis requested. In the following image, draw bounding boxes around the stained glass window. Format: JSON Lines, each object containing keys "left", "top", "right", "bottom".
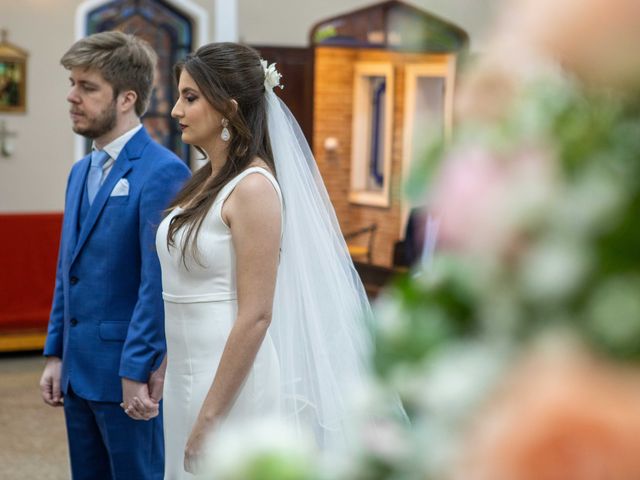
{"left": 368, "top": 76, "right": 386, "bottom": 190}
{"left": 86, "top": 0, "right": 193, "bottom": 164}
{"left": 350, "top": 63, "right": 394, "bottom": 207}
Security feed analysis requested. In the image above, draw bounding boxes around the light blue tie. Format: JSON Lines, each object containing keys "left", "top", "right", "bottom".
{"left": 87, "top": 150, "right": 110, "bottom": 205}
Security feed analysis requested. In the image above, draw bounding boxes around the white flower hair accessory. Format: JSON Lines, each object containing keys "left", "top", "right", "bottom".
{"left": 260, "top": 59, "right": 284, "bottom": 90}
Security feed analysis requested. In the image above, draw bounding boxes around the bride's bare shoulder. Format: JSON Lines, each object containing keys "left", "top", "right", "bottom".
{"left": 230, "top": 158, "right": 279, "bottom": 202}
{"left": 247, "top": 157, "right": 274, "bottom": 176}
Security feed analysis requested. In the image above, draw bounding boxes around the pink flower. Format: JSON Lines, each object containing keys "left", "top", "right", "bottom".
{"left": 429, "top": 145, "right": 554, "bottom": 257}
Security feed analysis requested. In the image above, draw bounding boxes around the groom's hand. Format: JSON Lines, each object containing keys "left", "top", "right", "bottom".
{"left": 121, "top": 377, "right": 159, "bottom": 420}
{"left": 148, "top": 358, "right": 167, "bottom": 403}
{"left": 40, "top": 356, "right": 63, "bottom": 407}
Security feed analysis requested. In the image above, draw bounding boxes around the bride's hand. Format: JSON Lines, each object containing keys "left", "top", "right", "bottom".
{"left": 184, "top": 423, "right": 210, "bottom": 474}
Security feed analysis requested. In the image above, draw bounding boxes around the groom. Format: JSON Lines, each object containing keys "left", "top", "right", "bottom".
{"left": 39, "top": 31, "right": 190, "bottom": 479}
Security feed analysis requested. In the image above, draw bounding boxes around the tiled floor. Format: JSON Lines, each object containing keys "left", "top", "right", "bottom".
{"left": 0, "top": 353, "right": 69, "bottom": 479}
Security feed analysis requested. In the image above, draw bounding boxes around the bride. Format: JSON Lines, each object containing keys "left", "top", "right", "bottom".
{"left": 126, "top": 42, "right": 373, "bottom": 478}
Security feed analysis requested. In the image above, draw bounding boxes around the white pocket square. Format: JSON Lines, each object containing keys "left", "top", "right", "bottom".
{"left": 110, "top": 178, "right": 130, "bottom": 197}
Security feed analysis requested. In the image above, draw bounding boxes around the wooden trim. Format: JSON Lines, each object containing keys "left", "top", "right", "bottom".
{"left": 399, "top": 55, "right": 456, "bottom": 236}
{"left": 0, "top": 332, "right": 46, "bottom": 352}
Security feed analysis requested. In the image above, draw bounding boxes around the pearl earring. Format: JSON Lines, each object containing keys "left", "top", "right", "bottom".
{"left": 221, "top": 118, "right": 231, "bottom": 142}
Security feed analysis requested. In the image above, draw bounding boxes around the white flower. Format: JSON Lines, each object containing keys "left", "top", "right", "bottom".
{"left": 260, "top": 58, "right": 283, "bottom": 90}
{"left": 554, "top": 164, "right": 624, "bottom": 235}
{"left": 420, "top": 342, "right": 508, "bottom": 418}
{"left": 403, "top": 342, "right": 511, "bottom": 478}
{"left": 373, "top": 294, "right": 408, "bottom": 342}
{"left": 518, "top": 235, "right": 591, "bottom": 304}
{"left": 349, "top": 419, "right": 411, "bottom": 466}
{"left": 198, "top": 416, "right": 316, "bottom": 480}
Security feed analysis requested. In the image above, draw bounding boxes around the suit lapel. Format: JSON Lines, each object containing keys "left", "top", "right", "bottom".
{"left": 66, "top": 157, "right": 91, "bottom": 255}
{"left": 71, "top": 154, "right": 133, "bottom": 264}
{"left": 70, "top": 127, "right": 151, "bottom": 265}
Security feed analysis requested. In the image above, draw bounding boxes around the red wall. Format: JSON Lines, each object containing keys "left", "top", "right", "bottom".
{"left": 0, "top": 213, "right": 62, "bottom": 333}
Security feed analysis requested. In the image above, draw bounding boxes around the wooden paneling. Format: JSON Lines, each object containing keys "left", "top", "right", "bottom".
{"left": 314, "top": 47, "right": 449, "bottom": 267}
{"left": 251, "top": 45, "right": 315, "bottom": 146}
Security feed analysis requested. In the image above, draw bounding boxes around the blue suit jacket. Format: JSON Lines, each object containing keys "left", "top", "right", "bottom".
{"left": 44, "top": 128, "right": 191, "bottom": 402}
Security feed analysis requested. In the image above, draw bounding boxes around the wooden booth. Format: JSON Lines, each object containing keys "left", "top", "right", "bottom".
{"left": 310, "top": 0, "right": 468, "bottom": 267}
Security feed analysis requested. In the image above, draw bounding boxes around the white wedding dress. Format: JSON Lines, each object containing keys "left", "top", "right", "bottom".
{"left": 156, "top": 167, "right": 283, "bottom": 480}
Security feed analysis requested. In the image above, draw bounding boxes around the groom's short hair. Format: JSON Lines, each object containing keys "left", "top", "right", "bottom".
{"left": 60, "top": 31, "right": 157, "bottom": 117}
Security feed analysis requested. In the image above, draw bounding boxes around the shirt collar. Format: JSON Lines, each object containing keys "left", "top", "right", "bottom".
{"left": 92, "top": 124, "right": 143, "bottom": 161}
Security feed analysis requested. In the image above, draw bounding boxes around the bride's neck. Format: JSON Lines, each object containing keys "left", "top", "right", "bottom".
{"left": 203, "top": 142, "right": 229, "bottom": 176}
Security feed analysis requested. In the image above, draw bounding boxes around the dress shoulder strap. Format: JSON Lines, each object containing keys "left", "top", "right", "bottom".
{"left": 216, "top": 167, "right": 283, "bottom": 211}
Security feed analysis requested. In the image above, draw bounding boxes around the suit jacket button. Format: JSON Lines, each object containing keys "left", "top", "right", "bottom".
{"left": 70, "top": 318, "right": 78, "bottom": 326}
{"left": 70, "top": 276, "right": 79, "bottom": 285}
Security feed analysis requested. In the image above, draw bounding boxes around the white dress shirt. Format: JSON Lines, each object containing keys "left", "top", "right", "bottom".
{"left": 92, "top": 124, "right": 143, "bottom": 186}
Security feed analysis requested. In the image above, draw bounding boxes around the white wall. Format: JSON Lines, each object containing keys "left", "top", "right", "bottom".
{"left": 0, "top": 0, "right": 79, "bottom": 212}
{"left": 0, "top": 0, "right": 500, "bottom": 212}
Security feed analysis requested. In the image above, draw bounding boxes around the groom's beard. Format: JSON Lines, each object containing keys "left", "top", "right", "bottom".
{"left": 73, "top": 98, "right": 118, "bottom": 139}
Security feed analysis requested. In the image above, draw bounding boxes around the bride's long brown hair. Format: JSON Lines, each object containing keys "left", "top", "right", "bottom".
{"left": 166, "top": 43, "right": 276, "bottom": 265}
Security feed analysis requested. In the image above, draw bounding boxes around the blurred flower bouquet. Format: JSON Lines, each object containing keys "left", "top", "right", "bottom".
{"left": 199, "top": 72, "right": 640, "bottom": 480}
{"left": 375, "top": 69, "right": 640, "bottom": 479}
{"left": 198, "top": 0, "right": 640, "bottom": 478}
{"left": 354, "top": 0, "right": 640, "bottom": 475}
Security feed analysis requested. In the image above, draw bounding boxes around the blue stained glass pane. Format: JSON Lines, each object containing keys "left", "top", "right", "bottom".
{"left": 368, "top": 77, "right": 386, "bottom": 190}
